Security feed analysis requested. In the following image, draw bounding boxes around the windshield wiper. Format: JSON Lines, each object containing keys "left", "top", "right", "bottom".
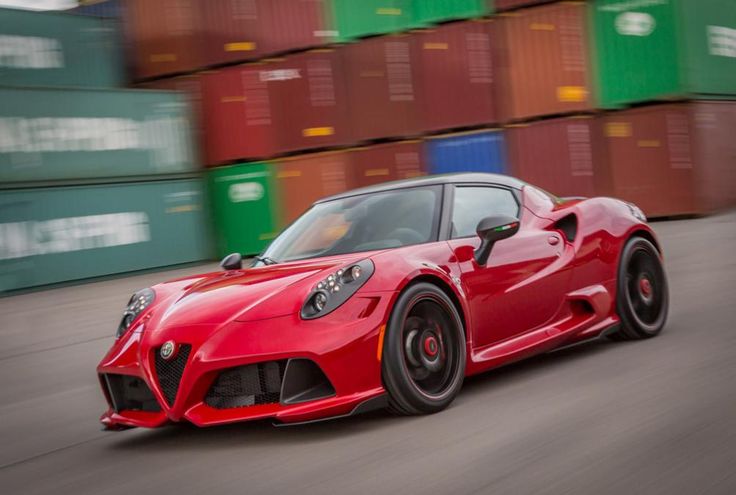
{"left": 255, "top": 255, "right": 278, "bottom": 266}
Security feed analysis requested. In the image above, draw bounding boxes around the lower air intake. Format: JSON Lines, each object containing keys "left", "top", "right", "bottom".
{"left": 205, "top": 361, "right": 287, "bottom": 409}
{"left": 103, "top": 374, "right": 161, "bottom": 413}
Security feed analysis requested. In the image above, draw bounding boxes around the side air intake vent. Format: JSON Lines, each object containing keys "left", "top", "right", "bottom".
{"left": 555, "top": 214, "right": 578, "bottom": 242}
{"left": 102, "top": 374, "right": 161, "bottom": 413}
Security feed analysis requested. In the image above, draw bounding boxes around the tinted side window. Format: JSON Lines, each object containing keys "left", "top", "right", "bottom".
{"left": 451, "top": 187, "right": 519, "bottom": 239}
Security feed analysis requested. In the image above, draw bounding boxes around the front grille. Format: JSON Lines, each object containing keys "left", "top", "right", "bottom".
{"left": 103, "top": 374, "right": 161, "bottom": 413}
{"left": 154, "top": 344, "right": 192, "bottom": 406}
{"left": 205, "top": 360, "right": 287, "bottom": 409}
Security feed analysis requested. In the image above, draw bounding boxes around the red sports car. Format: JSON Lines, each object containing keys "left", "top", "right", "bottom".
{"left": 98, "top": 173, "right": 668, "bottom": 429}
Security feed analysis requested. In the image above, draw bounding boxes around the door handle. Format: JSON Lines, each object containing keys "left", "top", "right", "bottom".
{"left": 548, "top": 235, "right": 560, "bottom": 246}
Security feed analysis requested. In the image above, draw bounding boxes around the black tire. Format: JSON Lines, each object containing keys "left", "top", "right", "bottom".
{"left": 381, "top": 283, "right": 466, "bottom": 415}
{"left": 610, "top": 237, "right": 669, "bottom": 340}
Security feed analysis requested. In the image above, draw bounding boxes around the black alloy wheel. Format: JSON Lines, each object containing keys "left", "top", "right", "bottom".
{"left": 382, "top": 283, "right": 466, "bottom": 415}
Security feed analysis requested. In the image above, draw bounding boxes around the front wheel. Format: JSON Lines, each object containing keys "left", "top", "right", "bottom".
{"left": 611, "top": 237, "right": 669, "bottom": 340}
{"left": 381, "top": 283, "right": 466, "bottom": 415}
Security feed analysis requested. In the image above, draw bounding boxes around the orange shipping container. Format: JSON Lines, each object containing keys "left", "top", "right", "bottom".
{"left": 274, "top": 151, "right": 354, "bottom": 225}
{"left": 496, "top": 2, "right": 594, "bottom": 122}
{"left": 506, "top": 116, "right": 603, "bottom": 199}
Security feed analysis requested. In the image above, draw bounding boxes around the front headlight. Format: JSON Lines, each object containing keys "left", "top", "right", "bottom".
{"left": 116, "top": 288, "right": 155, "bottom": 339}
{"left": 301, "top": 259, "right": 375, "bottom": 319}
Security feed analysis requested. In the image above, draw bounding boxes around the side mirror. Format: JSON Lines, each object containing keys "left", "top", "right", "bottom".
{"left": 474, "top": 216, "right": 520, "bottom": 265}
{"left": 220, "top": 252, "right": 243, "bottom": 271}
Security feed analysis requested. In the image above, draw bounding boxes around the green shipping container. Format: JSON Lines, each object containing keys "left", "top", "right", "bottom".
{"left": 0, "top": 87, "right": 197, "bottom": 186}
{"left": 594, "top": 0, "right": 736, "bottom": 108}
{"left": 207, "top": 163, "right": 281, "bottom": 257}
{"left": 0, "top": 7, "right": 124, "bottom": 88}
{"left": 0, "top": 179, "right": 213, "bottom": 292}
{"left": 330, "top": 0, "right": 413, "bottom": 41}
{"left": 411, "top": 0, "right": 492, "bottom": 26}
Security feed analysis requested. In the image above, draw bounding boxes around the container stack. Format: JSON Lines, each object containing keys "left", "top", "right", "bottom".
{"left": 0, "top": 7, "right": 211, "bottom": 292}
{"left": 117, "top": 0, "right": 735, "bottom": 259}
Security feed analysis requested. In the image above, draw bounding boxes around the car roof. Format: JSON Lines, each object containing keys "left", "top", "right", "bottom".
{"left": 317, "top": 173, "right": 527, "bottom": 203}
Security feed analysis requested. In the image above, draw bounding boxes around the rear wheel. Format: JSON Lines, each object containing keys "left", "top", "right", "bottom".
{"left": 382, "top": 283, "right": 466, "bottom": 415}
{"left": 610, "top": 237, "right": 669, "bottom": 340}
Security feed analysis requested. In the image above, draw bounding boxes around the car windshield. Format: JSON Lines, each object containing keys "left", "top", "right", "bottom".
{"left": 261, "top": 185, "right": 442, "bottom": 263}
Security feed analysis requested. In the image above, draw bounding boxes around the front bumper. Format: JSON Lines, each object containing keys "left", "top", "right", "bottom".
{"left": 97, "top": 292, "right": 393, "bottom": 428}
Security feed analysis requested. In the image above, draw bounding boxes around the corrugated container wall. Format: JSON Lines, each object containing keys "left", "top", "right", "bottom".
{"left": 125, "top": 0, "right": 204, "bottom": 80}
{"left": 202, "top": 0, "right": 266, "bottom": 65}
{"left": 496, "top": 2, "right": 594, "bottom": 122}
{"left": 0, "top": 179, "right": 212, "bottom": 292}
{"left": 263, "top": 0, "right": 335, "bottom": 54}
{"left": 274, "top": 151, "right": 353, "bottom": 225}
{"left": 267, "top": 49, "right": 352, "bottom": 154}
{"left": 342, "top": 35, "right": 421, "bottom": 142}
{"left": 426, "top": 130, "right": 507, "bottom": 174}
{"left": 494, "top": 0, "right": 559, "bottom": 12}
{"left": 594, "top": 0, "right": 736, "bottom": 108}
{"left": 331, "top": 0, "right": 412, "bottom": 41}
{"left": 0, "top": 87, "right": 197, "bottom": 186}
{"left": 599, "top": 102, "right": 736, "bottom": 217}
{"left": 207, "top": 162, "right": 281, "bottom": 257}
{"left": 411, "top": 0, "right": 492, "bottom": 26}
{"left": 506, "top": 116, "right": 602, "bottom": 198}
{"left": 416, "top": 20, "right": 498, "bottom": 133}
{"left": 350, "top": 141, "right": 426, "bottom": 188}
{"left": 200, "top": 64, "right": 279, "bottom": 165}
{"left": 0, "top": 8, "right": 123, "bottom": 88}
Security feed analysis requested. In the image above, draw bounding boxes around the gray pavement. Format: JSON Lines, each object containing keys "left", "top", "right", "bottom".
{"left": 1, "top": 212, "right": 735, "bottom": 494}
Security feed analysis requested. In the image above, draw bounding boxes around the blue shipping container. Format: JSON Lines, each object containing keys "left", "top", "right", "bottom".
{"left": 68, "top": 0, "right": 123, "bottom": 18}
{"left": 425, "top": 130, "right": 508, "bottom": 175}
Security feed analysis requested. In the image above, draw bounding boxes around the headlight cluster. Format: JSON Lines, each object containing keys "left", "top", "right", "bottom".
{"left": 301, "top": 259, "right": 375, "bottom": 319}
{"left": 116, "top": 288, "right": 155, "bottom": 339}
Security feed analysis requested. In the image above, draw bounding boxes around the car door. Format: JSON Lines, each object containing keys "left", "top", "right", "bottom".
{"left": 446, "top": 185, "right": 572, "bottom": 349}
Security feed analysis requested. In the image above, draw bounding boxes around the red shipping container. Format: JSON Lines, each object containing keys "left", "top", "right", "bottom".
{"left": 415, "top": 20, "right": 499, "bottom": 132}
{"left": 496, "top": 2, "right": 594, "bottom": 122}
{"left": 200, "top": 63, "right": 279, "bottom": 165}
{"left": 263, "top": 0, "right": 335, "bottom": 55}
{"left": 267, "top": 49, "right": 352, "bottom": 154}
{"left": 342, "top": 35, "right": 422, "bottom": 142}
{"left": 349, "top": 140, "right": 426, "bottom": 188}
{"left": 506, "top": 116, "right": 602, "bottom": 198}
{"left": 600, "top": 102, "right": 736, "bottom": 218}
{"left": 494, "top": 0, "right": 562, "bottom": 12}
{"left": 125, "top": 0, "right": 205, "bottom": 80}
{"left": 274, "top": 151, "right": 354, "bottom": 224}
{"left": 202, "top": 0, "right": 265, "bottom": 66}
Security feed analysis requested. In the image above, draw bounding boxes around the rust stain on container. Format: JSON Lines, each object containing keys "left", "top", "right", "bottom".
{"left": 600, "top": 102, "right": 736, "bottom": 217}
{"left": 349, "top": 141, "right": 427, "bottom": 188}
{"left": 496, "top": 2, "right": 594, "bottom": 122}
{"left": 415, "top": 20, "right": 499, "bottom": 133}
{"left": 274, "top": 151, "right": 354, "bottom": 225}
{"left": 506, "top": 115, "right": 602, "bottom": 198}
{"left": 342, "top": 35, "right": 421, "bottom": 142}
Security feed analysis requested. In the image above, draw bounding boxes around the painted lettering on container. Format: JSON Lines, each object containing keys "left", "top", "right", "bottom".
{"left": 0, "top": 35, "right": 64, "bottom": 69}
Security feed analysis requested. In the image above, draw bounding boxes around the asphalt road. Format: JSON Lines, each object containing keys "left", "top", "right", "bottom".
{"left": 1, "top": 211, "right": 735, "bottom": 495}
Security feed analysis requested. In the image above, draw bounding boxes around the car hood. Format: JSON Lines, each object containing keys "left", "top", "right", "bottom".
{"left": 147, "top": 253, "right": 372, "bottom": 331}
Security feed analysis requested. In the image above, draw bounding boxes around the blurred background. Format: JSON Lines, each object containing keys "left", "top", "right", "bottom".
{"left": 1, "top": 0, "right": 735, "bottom": 293}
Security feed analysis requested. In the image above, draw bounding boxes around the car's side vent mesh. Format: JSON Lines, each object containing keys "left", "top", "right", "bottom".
{"left": 154, "top": 344, "right": 192, "bottom": 406}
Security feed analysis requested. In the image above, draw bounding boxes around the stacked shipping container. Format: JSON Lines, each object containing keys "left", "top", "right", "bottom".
{"left": 0, "top": 6, "right": 211, "bottom": 292}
